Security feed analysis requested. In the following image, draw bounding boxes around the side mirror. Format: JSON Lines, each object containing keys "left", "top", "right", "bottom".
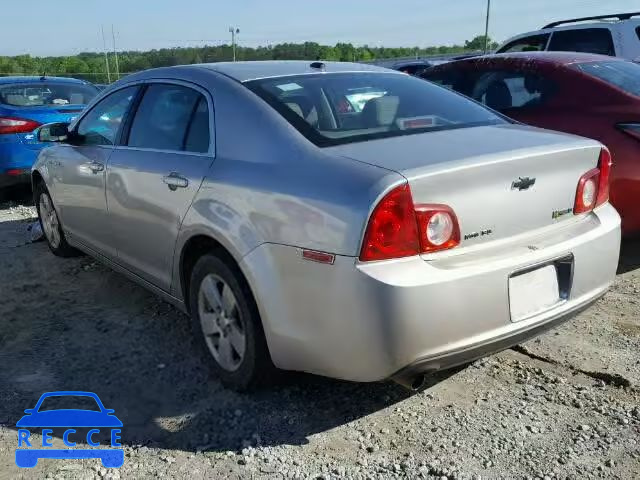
{"left": 37, "top": 122, "right": 70, "bottom": 143}
{"left": 23, "top": 409, "right": 34, "bottom": 414}
{"left": 105, "top": 409, "right": 115, "bottom": 414}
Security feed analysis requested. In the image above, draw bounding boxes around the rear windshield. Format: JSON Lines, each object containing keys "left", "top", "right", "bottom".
{"left": 0, "top": 82, "right": 98, "bottom": 107}
{"left": 575, "top": 61, "right": 640, "bottom": 97}
{"left": 245, "top": 72, "right": 505, "bottom": 147}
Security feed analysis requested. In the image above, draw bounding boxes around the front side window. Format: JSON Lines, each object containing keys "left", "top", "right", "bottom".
{"left": 246, "top": 73, "right": 505, "bottom": 147}
{"left": 127, "top": 84, "right": 208, "bottom": 152}
{"left": 497, "top": 34, "right": 550, "bottom": 53}
{"left": 470, "top": 71, "right": 554, "bottom": 111}
{"left": 76, "top": 86, "right": 139, "bottom": 146}
{"left": 575, "top": 61, "right": 640, "bottom": 97}
{"left": 0, "top": 82, "right": 98, "bottom": 107}
{"left": 548, "top": 28, "right": 615, "bottom": 56}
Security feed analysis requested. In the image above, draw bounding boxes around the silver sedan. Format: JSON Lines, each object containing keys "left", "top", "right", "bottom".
{"left": 32, "top": 61, "right": 621, "bottom": 391}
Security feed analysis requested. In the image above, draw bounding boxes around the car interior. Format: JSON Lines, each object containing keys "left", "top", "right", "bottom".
{"left": 0, "top": 84, "right": 96, "bottom": 107}
{"left": 276, "top": 83, "right": 454, "bottom": 140}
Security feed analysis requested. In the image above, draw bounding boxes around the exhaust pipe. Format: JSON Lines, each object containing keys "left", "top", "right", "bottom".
{"left": 392, "top": 373, "right": 428, "bottom": 391}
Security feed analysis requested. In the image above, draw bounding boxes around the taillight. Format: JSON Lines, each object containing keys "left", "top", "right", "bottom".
{"left": 617, "top": 122, "right": 640, "bottom": 142}
{"left": 359, "top": 184, "right": 420, "bottom": 261}
{"left": 416, "top": 205, "right": 461, "bottom": 253}
{"left": 573, "top": 147, "right": 612, "bottom": 215}
{"left": 359, "top": 183, "right": 460, "bottom": 261}
{"left": 0, "top": 116, "right": 41, "bottom": 134}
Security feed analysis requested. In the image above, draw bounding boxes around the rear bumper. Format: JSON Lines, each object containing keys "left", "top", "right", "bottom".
{"left": 241, "top": 203, "right": 621, "bottom": 382}
{"left": 390, "top": 290, "right": 602, "bottom": 384}
{"left": 0, "top": 135, "right": 43, "bottom": 188}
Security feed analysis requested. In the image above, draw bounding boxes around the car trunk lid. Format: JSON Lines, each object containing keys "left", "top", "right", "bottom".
{"left": 326, "top": 124, "right": 604, "bottom": 248}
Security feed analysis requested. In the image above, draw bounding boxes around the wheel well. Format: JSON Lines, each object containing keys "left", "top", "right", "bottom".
{"left": 180, "top": 235, "right": 241, "bottom": 312}
{"left": 31, "top": 171, "right": 44, "bottom": 203}
{"left": 31, "top": 170, "right": 43, "bottom": 188}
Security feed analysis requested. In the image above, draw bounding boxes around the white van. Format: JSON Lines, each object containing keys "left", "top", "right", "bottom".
{"left": 496, "top": 12, "right": 640, "bottom": 61}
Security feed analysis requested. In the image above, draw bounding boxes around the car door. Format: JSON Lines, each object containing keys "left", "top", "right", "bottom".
{"left": 49, "top": 85, "right": 140, "bottom": 258}
{"left": 106, "top": 81, "right": 214, "bottom": 291}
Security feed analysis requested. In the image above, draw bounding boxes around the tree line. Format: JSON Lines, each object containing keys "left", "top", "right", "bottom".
{"left": 0, "top": 36, "right": 498, "bottom": 84}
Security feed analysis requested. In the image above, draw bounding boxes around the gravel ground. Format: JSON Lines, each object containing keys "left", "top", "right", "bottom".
{"left": 0, "top": 190, "right": 638, "bottom": 480}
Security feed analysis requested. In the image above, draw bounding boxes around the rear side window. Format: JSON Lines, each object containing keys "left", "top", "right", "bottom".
{"left": 128, "top": 84, "right": 210, "bottom": 153}
{"left": 471, "top": 71, "right": 555, "bottom": 110}
{"left": 548, "top": 28, "right": 615, "bottom": 56}
{"left": 184, "top": 98, "right": 210, "bottom": 153}
{"left": 246, "top": 72, "right": 504, "bottom": 147}
{"left": 0, "top": 82, "right": 98, "bottom": 107}
{"left": 576, "top": 61, "right": 640, "bottom": 97}
{"left": 497, "top": 34, "right": 550, "bottom": 53}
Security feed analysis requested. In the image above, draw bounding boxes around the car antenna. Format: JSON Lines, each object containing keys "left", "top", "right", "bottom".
{"left": 40, "top": 72, "right": 46, "bottom": 81}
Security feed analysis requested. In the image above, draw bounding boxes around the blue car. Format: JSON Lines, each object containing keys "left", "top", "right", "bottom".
{"left": 0, "top": 76, "right": 98, "bottom": 192}
{"left": 17, "top": 391, "right": 123, "bottom": 427}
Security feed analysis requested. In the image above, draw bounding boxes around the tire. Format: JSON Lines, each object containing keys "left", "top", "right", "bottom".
{"left": 188, "top": 254, "right": 276, "bottom": 391}
{"left": 34, "top": 182, "right": 80, "bottom": 257}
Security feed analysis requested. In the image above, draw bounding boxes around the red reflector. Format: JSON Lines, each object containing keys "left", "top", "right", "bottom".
{"left": 5, "top": 169, "right": 27, "bottom": 176}
{"left": 302, "top": 249, "right": 335, "bottom": 265}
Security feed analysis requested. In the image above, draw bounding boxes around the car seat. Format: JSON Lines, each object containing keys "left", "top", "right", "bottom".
{"left": 361, "top": 96, "right": 400, "bottom": 128}
{"left": 485, "top": 80, "right": 513, "bottom": 110}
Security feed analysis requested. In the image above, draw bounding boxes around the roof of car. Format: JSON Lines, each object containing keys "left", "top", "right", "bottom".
{"left": 462, "top": 51, "right": 626, "bottom": 66}
{"left": 194, "top": 60, "right": 394, "bottom": 82}
{"left": 0, "top": 76, "right": 91, "bottom": 85}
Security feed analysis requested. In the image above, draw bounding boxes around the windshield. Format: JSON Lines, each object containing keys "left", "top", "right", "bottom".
{"left": 246, "top": 72, "right": 505, "bottom": 147}
{"left": 0, "top": 82, "right": 98, "bottom": 107}
{"left": 575, "top": 61, "right": 640, "bottom": 97}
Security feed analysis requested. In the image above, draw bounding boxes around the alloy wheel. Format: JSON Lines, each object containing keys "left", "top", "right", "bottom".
{"left": 197, "top": 274, "right": 246, "bottom": 372}
{"left": 39, "top": 193, "right": 61, "bottom": 249}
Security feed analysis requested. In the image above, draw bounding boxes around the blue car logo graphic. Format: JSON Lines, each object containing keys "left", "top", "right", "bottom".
{"left": 16, "top": 391, "right": 123, "bottom": 468}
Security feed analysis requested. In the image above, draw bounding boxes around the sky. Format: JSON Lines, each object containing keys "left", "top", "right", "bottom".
{"left": 3, "top": 0, "right": 638, "bottom": 56}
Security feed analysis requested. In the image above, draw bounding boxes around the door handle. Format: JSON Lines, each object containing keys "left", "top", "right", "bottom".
{"left": 88, "top": 162, "right": 104, "bottom": 173}
{"left": 163, "top": 172, "right": 189, "bottom": 191}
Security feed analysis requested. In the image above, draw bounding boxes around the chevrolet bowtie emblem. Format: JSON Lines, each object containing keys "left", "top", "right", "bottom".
{"left": 511, "top": 177, "right": 536, "bottom": 191}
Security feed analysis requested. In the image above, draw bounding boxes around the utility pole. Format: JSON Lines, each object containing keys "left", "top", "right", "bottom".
{"left": 229, "top": 26, "right": 240, "bottom": 61}
{"left": 484, "top": 0, "right": 491, "bottom": 54}
{"left": 111, "top": 25, "right": 120, "bottom": 80}
{"left": 101, "top": 25, "right": 111, "bottom": 83}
